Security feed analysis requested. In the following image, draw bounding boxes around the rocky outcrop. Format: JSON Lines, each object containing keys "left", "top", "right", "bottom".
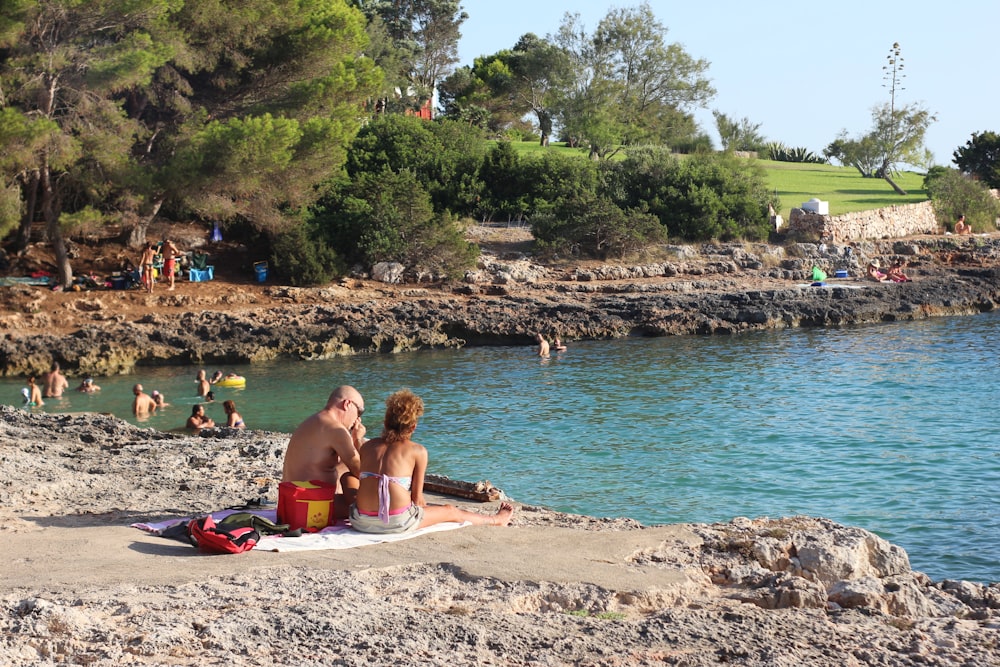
{"left": 4, "top": 238, "right": 1000, "bottom": 377}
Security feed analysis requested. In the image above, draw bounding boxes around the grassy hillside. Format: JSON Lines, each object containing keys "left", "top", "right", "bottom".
{"left": 507, "top": 141, "right": 928, "bottom": 219}
{"left": 759, "top": 160, "right": 927, "bottom": 219}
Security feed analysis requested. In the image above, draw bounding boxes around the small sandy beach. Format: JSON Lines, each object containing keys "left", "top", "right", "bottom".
{"left": 2, "top": 408, "right": 998, "bottom": 666}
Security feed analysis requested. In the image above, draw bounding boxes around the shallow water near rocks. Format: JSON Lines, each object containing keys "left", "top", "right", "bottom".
{"left": 8, "top": 312, "right": 999, "bottom": 583}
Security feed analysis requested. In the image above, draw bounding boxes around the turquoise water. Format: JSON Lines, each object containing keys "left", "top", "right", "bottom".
{"left": 7, "top": 313, "right": 999, "bottom": 583}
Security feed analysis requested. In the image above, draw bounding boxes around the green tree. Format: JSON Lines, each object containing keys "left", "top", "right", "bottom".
{"left": 147, "top": 0, "right": 379, "bottom": 243}
{"left": 554, "top": 4, "right": 714, "bottom": 159}
{"left": 353, "top": 0, "right": 466, "bottom": 109}
{"left": 825, "top": 43, "right": 934, "bottom": 194}
{"left": 953, "top": 131, "right": 1000, "bottom": 189}
{"left": 0, "top": 0, "right": 176, "bottom": 287}
{"left": 493, "top": 33, "right": 572, "bottom": 146}
{"left": 713, "top": 112, "right": 766, "bottom": 152}
{"left": 439, "top": 34, "right": 570, "bottom": 145}
{"left": 924, "top": 168, "right": 1000, "bottom": 233}
{"left": 1, "top": 0, "right": 380, "bottom": 287}
{"left": 346, "top": 114, "right": 486, "bottom": 215}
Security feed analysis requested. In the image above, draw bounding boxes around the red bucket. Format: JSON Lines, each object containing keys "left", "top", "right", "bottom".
{"left": 277, "top": 480, "right": 336, "bottom": 531}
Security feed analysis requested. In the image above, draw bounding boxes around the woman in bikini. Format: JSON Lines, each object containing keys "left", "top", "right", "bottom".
{"left": 223, "top": 399, "right": 245, "bottom": 429}
{"left": 348, "top": 389, "right": 514, "bottom": 534}
{"left": 886, "top": 259, "right": 911, "bottom": 283}
{"left": 139, "top": 242, "right": 156, "bottom": 293}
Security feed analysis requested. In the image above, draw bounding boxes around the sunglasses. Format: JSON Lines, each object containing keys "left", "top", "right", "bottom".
{"left": 348, "top": 398, "right": 365, "bottom": 417}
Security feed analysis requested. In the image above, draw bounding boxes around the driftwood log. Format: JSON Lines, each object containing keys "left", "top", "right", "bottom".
{"left": 424, "top": 474, "right": 503, "bottom": 502}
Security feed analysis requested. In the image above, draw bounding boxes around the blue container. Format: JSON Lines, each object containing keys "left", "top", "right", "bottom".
{"left": 254, "top": 262, "right": 268, "bottom": 283}
{"left": 189, "top": 266, "right": 214, "bottom": 282}
{"left": 834, "top": 269, "right": 849, "bottom": 278}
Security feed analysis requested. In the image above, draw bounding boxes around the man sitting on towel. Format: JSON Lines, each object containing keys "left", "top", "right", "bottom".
{"left": 282, "top": 385, "right": 366, "bottom": 519}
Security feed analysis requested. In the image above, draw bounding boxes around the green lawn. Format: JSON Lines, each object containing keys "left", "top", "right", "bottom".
{"left": 759, "top": 160, "right": 927, "bottom": 219}
{"left": 506, "top": 141, "right": 928, "bottom": 219}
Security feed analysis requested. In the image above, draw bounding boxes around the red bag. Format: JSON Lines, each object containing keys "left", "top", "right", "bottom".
{"left": 187, "top": 515, "right": 259, "bottom": 554}
{"left": 277, "top": 480, "right": 336, "bottom": 532}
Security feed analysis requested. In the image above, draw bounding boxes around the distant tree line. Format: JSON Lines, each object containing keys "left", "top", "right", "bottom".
{"left": 295, "top": 116, "right": 777, "bottom": 285}
{"left": 3, "top": 4, "right": 996, "bottom": 287}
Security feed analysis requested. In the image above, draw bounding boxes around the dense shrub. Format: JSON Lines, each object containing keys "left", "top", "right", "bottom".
{"left": 519, "top": 152, "right": 600, "bottom": 215}
{"left": 269, "top": 222, "right": 343, "bottom": 286}
{"left": 924, "top": 168, "right": 1000, "bottom": 232}
{"left": 532, "top": 193, "right": 664, "bottom": 259}
{"left": 478, "top": 145, "right": 600, "bottom": 223}
{"left": 603, "top": 147, "right": 776, "bottom": 241}
{"left": 314, "top": 169, "right": 478, "bottom": 279}
{"left": 477, "top": 142, "right": 530, "bottom": 222}
{"left": 346, "top": 115, "right": 487, "bottom": 216}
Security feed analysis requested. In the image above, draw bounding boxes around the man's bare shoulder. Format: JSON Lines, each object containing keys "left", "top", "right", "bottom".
{"left": 291, "top": 409, "right": 348, "bottom": 438}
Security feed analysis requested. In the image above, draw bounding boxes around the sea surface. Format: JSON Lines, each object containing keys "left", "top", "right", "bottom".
{"left": 6, "top": 312, "right": 999, "bottom": 584}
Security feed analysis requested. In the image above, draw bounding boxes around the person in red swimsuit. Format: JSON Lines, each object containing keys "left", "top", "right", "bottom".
{"left": 161, "top": 238, "right": 180, "bottom": 291}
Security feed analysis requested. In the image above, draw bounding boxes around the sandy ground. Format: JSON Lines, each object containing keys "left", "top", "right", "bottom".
{"left": 2, "top": 409, "right": 998, "bottom": 666}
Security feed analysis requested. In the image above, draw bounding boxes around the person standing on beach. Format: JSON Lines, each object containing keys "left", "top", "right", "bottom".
{"left": 161, "top": 238, "right": 180, "bottom": 291}
{"left": 350, "top": 389, "right": 514, "bottom": 534}
{"left": 535, "top": 333, "right": 550, "bottom": 357}
{"left": 132, "top": 384, "right": 157, "bottom": 416}
{"left": 139, "top": 242, "right": 156, "bottom": 293}
{"left": 42, "top": 362, "right": 68, "bottom": 398}
{"left": 282, "top": 385, "right": 366, "bottom": 507}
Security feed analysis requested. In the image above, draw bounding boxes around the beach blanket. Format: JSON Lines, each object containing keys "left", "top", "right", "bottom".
{"left": 0, "top": 276, "right": 53, "bottom": 287}
{"left": 132, "top": 508, "right": 467, "bottom": 552}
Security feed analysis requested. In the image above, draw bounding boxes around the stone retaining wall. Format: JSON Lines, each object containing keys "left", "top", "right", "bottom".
{"left": 786, "top": 201, "right": 938, "bottom": 243}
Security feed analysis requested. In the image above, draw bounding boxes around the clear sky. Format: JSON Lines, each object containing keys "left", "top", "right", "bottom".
{"left": 456, "top": 1, "right": 998, "bottom": 168}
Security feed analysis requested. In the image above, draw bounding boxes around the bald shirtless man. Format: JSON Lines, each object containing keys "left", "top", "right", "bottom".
{"left": 282, "top": 386, "right": 366, "bottom": 516}
{"left": 132, "top": 384, "right": 157, "bottom": 416}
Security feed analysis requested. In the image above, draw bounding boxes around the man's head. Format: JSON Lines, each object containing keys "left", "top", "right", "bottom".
{"left": 327, "top": 385, "right": 365, "bottom": 423}
{"left": 133, "top": 384, "right": 143, "bottom": 396}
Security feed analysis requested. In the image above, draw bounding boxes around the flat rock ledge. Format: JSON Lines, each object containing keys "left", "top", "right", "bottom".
{"left": 1, "top": 408, "right": 998, "bottom": 666}
{"left": 3, "top": 265, "right": 1000, "bottom": 377}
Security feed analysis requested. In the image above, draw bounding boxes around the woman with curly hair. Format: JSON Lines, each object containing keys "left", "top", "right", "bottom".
{"left": 348, "top": 389, "right": 514, "bottom": 534}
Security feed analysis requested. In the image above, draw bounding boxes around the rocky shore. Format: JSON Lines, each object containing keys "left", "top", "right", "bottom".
{"left": 1, "top": 407, "right": 999, "bottom": 666}
{"left": 2, "top": 235, "right": 1000, "bottom": 377}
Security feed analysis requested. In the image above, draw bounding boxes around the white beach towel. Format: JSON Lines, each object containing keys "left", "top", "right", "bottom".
{"left": 255, "top": 521, "right": 467, "bottom": 552}
{"left": 131, "top": 509, "right": 467, "bottom": 551}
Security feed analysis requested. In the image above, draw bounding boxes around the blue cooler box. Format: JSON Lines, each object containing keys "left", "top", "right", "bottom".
{"left": 189, "top": 266, "right": 214, "bottom": 282}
